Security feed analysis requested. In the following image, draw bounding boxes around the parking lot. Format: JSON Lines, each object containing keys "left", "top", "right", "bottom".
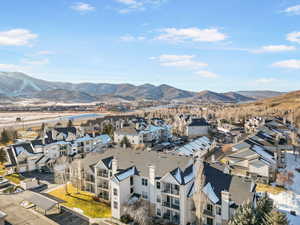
{"left": 21, "top": 171, "right": 55, "bottom": 184}
{"left": 47, "top": 207, "right": 89, "bottom": 225}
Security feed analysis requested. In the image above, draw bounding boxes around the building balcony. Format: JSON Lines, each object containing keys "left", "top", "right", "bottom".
{"left": 85, "top": 177, "right": 95, "bottom": 183}
{"left": 162, "top": 201, "right": 180, "bottom": 210}
{"left": 203, "top": 209, "right": 214, "bottom": 217}
{"left": 98, "top": 183, "right": 109, "bottom": 189}
{"left": 163, "top": 213, "right": 180, "bottom": 225}
{"left": 97, "top": 173, "right": 109, "bottom": 178}
{"left": 162, "top": 188, "right": 179, "bottom": 196}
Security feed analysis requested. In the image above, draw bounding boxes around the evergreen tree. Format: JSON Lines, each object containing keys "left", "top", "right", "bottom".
{"left": 256, "top": 196, "right": 273, "bottom": 224}
{"left": 67, "top": 120, "right": 73, "bottom": 127}
{"left": 264, "top": 210, "right": 289, "bottom": 225}
{"left": 0, "top": 129, "right": 10, "bottom": 144}
{"left": 9, "top": 129, "right": 18, "bottom": 142}
{"left": 120, "top": 136, "right": 131, "bottom": 148}
{"left": 229, "top": 202, "right": 258, "bottom": 225}
{"left": 0, "top": 148, "right": 6, "bottom": 164}
{"left": 102, "top": 124, "right": 114, "bottom": 137}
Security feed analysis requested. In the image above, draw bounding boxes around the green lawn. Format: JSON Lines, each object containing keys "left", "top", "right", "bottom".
{"left": 0, "top": 163, "right": 6, "bottom": 176}
{"left": 49, "top": 183, "right": 111, "bottom": 218}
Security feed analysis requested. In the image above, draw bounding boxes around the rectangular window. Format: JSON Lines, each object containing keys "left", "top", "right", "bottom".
{"left": 207, "top": 218, "right": 213, "bottom": 225}
{"left": 156, "top": 181, "right": 160, "bottom": 189}
{"left": 142, "top": 178, "right": 148, "bottom": 186}
{"left": 207, "top": 204, "right": 213, "bottom": 212}
{"left": 113, "top": 201, "right": 118, "bottom": 209}
{"left": 130, "top": 187, "right": 134, "bottom": 194}
{"left": 113, "top": 188, "right": 118, "bottom": 196}
{"left": 130, "top": 176, "right": 134, "bottom": 186}
{"left": 216, "top": 206, "right": 222, "bottom": 215}
{"left": 156, "top": 208, "right": 161, "bottom": 216}
{"left": 174, "top": 198, "right": 180, "bottom": 206}
{"left": 142, "top": 191, "right": 148, "bottom": 199}
{"left": 157, "top": 195, "right": 161, "bottom": 203}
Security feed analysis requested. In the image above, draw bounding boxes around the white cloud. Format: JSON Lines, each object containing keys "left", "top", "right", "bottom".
{"left": 36, "top": 50, "right": 55, "bottom": 55}
{"left": 283, "top": 5, "right": 300, "bottom": 15}
{"left": 255, "top": 78, "right": 278, "bottom": 84}
{"left": 156, "top": 27, "right": 227, "bottom": 43}
{"left": 272, "top": 59, "right": 300, "bottom": 69}
{"left": 115, "top": 0, "right": 166, "bottom": 13}
{"left": 0, "top": 29, "right": 38, "bottom": 46}
{"left": 287, "top": 31, "right": 300, "bottom": 44}
{"left": 120, "top": 34, "right": 145, "bottom": 41}
{"left": 252, "top": 45, "right": 296, "bottom": 53}
{"left": 152, "top": 54, "right": 208, "bottom": 69}
{"left": 0, "top": 64, "right": 28, "bottom": 72}
{"left": 71, "top": 2, "right": 95, "bottom": 13}
{"left": 116, "top": 0, "right": 138, "bottom": 5}
{"left": 21, "top": 58, "right": 49, "bottom": 65}
{"left": 196, "top": 70, "right": 219, "bottom": 78}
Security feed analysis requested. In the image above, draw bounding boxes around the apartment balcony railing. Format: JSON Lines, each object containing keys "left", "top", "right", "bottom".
{"left": 162, "top": 188, "right": 179, "bottom": 195}
{"left": 162, "top": 213, "right": 180, "bottom": 225}
{"left": 97, "top": 170, "right": 109, "bottom": 178}
{"left": 85, "top": 177, "right": 95, "bottom": 182}
{"left": 163, "top": 213, "right": 171, "bottom": 220}
{"left": 203, "top": 209, "right": 214, "bottom": 217}
{"left": 162, "top": 201, "right": 180, "bottom": 210}
{"left": 98, "top": 183, "right": 109, "bottom": 189}
{"left": 98, "top": 193, "right": 109, "bottom": 201}
{"left": 97, "top": 173, "right": 108, "bottom": 178}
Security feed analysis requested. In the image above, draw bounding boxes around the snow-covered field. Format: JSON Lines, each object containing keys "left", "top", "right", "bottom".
{"left": 267, "top": 152, "right": 300, "bottom": 225}
{"left": 0, "top": 112, "right": 74, "bottom": 124}
{"left": 0, "top": 112, "right": 106, "bottom": 129}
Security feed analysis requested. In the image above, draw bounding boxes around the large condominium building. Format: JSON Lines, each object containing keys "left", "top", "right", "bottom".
{"left": 67, "top": 148, "right": 255, "bottom": 225}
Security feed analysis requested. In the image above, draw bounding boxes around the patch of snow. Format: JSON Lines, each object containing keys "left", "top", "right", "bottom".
{"left": 116, "top": 167, "right": 136, "bottom": 181}
{"left": 183, "top": 168, "right": 194, "bottom": 184}
{"left": 251, "top": 144, "right": 276, "bottom": 164}
{"left": 173, "top": 168, "right": 183, "bottom": 184}
{"left": 203, "top": 182, "right": 219, "bottom": 204}
{"left": 284, "top": 152, "right": 300, "bottom": 194}
{"left": 265, "top": 151, "right": 300, "bottom": 225}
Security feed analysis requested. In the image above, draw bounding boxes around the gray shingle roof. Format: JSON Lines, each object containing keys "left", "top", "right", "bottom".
{"left": 78, "top": 147, "right": 192, "bottom": 178}
{"left": 203, "top": 163, "right": 254, "bottom": 205}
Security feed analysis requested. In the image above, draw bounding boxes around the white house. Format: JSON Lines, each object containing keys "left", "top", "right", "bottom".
{"left": 114, "top": 127, "right": 143, "bottom": 145}
{"left": 186, "top": 118, "right": 210, "bottom": 138}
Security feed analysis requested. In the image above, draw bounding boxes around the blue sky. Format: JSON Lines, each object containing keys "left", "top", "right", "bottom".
{"left": 1, "top": 0, "right": 300, "bottom": 92}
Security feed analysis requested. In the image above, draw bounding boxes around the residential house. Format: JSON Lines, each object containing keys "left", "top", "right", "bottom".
{"left": 5, "top": 142, "right": 42, "bottom": 173}
{"left": 193, "top": 162, "right": 255, "bottom": 225}
{"left": 186, "top": 118, "right": 210, "bottom": 138}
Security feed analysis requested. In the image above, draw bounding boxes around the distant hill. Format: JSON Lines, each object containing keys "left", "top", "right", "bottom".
{"left": 254, "top": 90, "right": 300, "bottom": 109}
{"left": 31, "top": 89, "right": 98, "bottom": 103}
{"left": 0, "top": 72, "right": 285, "bottom": 103}
{"left": 236, "top": 90, "right": 284, "bottom": 100}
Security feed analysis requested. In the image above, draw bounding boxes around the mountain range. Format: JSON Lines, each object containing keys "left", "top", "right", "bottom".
{"left": 0, "top": 72, "right": 284, "bottom": 103}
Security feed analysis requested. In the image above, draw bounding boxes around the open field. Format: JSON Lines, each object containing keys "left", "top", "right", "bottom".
{"left": 0, "top": 112, "right": 108, "bottom": 130}
{"left": 48, "top": 183, "right": 111, "bottom": 218}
